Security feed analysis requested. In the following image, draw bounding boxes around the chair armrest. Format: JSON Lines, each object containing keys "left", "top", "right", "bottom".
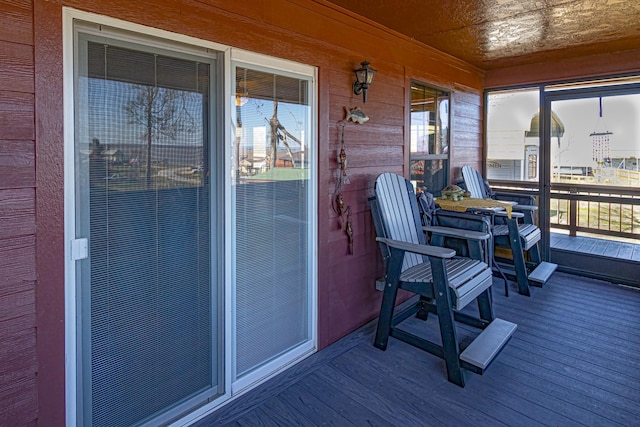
{"left": 513, "top": 204, "right": 537, "bottom": 212}
{"left": 493, "top": 191, "right": 536, "bottom": 207}
{"left": 467, "top": 207, "right": 503, "bottom": 214}
{"left": 376, "top": 237, "right": 456, "bottom": 259}
{"left": 465, "top": 208, "right": 524, "bottom": 219}
{"left": 493, "top": 211, "right": 524, "bottom": 219}
{"left": 424, "top": 226, "right": 490, "bottom": 242}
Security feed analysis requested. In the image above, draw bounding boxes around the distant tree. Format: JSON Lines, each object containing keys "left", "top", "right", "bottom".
{"left": 125, "top": 85, "right": 195, "bottom": 187}
{"left": 267, "top": 100, "right": 302, "bottom": 169}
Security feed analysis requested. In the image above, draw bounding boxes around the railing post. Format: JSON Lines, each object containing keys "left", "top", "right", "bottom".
{"left": 569, "top": 187, "right": 578, "bottom": 236}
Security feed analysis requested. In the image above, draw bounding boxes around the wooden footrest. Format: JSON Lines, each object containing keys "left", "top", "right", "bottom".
{"left": 528, "top": 261, "right": 557, "bottom": 285}
{"left": 460, "top": 318, "right": 517, "bottom": 373}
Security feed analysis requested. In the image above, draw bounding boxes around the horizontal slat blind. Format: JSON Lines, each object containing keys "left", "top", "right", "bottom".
{"left": 234, "top": 66, "right": 311, "bottom": 378}
{"left": 78, "top": 40, "right": 215, "bottom": 426}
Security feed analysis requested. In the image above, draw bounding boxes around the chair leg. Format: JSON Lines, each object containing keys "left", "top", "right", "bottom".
{"left": 375, "top": 248, "right": 406, "bottom": 350}
{"left": 476, "top": 288, "right": 494, "bottom": 322}
{"left": 415, "top": 296, "right": 431, "bottom": 321}
{"left": 430, "top": 258, "right": 465, "bottom": 387}
{"left": 488, "top": 235, "right": 509, "bottom": 297}
{"left": 528, "top": 241, "right": 542, "bottom": 265}
{"left": 374, "top": 278, "right": 399, "bottom": 351}
{"left": 507, "top": 218, "right": 531, "bottom": 296}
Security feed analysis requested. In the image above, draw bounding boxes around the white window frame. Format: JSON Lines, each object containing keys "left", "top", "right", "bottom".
{"left": 228, "top": 49, "right": 318, "bottom": 394}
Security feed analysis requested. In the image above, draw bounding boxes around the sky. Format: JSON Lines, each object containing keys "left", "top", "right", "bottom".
{"left": 488, "top": 89, "right": 640, "bottom": 168}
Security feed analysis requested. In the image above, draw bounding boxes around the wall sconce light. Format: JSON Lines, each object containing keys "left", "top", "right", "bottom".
{"left": 353, "top": 61, "right": 376, "bottom": 103}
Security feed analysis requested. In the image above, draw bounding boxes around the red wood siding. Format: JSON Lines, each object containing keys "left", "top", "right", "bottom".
{"left": 451, "top": 89, "right": 483, "bottom": 181}
{"left": 21, "top": 0, "right": 487, "bottom": 424}
{"left": 34, "top": 0, "right": 65, "bottom": 424}
{"left": 485, "top": 47, "right": 640, "bottom": 88}
{"left": 0, "top": 0, "right": 37, "bottom": 425}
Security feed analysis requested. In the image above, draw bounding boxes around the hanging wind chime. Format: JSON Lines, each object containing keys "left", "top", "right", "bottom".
{"left": 333, "top": 106, "right": 370, "bottom": 255}
{"left": 333, "top": 120, "right": 353, "bottom": 254}
{"left": 590, "top": 97, "right": 613, "bottom": 166}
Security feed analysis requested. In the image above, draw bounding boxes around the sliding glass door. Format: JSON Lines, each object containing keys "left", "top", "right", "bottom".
{"left": 69, "top": 18, "right": 317, "bottom": 426}
{"left": 544, "top": 87, "right": 640, "bottom": 284}
{"left": 73, "top": 28, "right": 221, "bottom": 426}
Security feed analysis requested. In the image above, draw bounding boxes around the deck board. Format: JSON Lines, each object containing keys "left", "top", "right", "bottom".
{"left": 489, "top": 362, "right": 631, "bottom": 426}
{"left": 590, "top": 238, "right": 610, "bottom": 255}
{"left": 616, "top": 242, "right": 635, "bottom": 259}
{"left": 551, "top": 232, "right": 640, "bottom": 261}
{"left": 194, "top": 272, "right": 640, "bottom": 426}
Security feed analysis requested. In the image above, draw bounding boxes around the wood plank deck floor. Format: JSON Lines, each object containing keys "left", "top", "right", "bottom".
{"left": 194, "top": 272, "right": 640, "bottom": 426}
{"left": 551, "top": 232, "right": 640, "bottom": 261}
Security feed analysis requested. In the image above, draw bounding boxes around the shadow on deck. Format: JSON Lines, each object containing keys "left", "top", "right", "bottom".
{"left": 194, "top": 272, "right": 640, "bottom": 426}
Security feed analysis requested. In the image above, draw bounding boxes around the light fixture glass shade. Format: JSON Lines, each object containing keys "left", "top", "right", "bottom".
{"left": 355, "top": 68, "right": 367, "bottom": 85}
{"left": 355, "top": 61, "right": 376, "bottom": 86}
{"left": 353, "top": 61, "right": 376, "bottom": 102}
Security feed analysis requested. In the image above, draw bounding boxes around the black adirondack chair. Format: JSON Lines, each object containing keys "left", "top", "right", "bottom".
{"left": 369, "top": 172, "right": 517, "bottom": 387}
{"left": 461, "top": 166, "right": 557, "bottom": 296}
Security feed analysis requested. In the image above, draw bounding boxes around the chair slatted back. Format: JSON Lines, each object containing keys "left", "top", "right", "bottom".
{"left": 461, "top": 166, "right": 488, "bottom": 199}
{"left": 374, "top": 173, "right": 427, "bottom": 272}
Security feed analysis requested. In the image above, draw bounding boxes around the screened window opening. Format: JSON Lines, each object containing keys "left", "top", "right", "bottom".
{"left": 410, "top": 82, "right": 450, "bottom": 196}
{"left": 486, "top": 88, "right": 541, "bottom": 181}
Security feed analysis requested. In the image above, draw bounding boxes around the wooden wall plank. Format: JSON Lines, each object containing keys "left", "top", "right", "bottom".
{"left": 0, "top": 294, "right": 37, "bottom": 425}
{"left": 329, "top": 100, "right": 405, "bottom": 128}
{"left": 452, "top": 131, "right": 484, "bottom": 147}
{"left": 452, "top": 89, "right": 482, "bottom": 106}
{"left": 0, "top": 235, "right": 36, "bottom": 285}
{"left": 0, "top": 91, "right": 34, "bottom": 140}
{"left": 328, "top": 144, "right": 403, "bottom": 169}
{"left": 485, "top": 47, "right": 640, "bottom": 88}
{"left": 451, "top": 90, "right": 483, "bottom": 177}
{"left": 0, "top": 376, "right": 38, "bottom": 425}
{"left": 0, "top": 41, "right": 34, "bottom": 94}
{"left": 0, "top": 189, "right": 36, "bottom": 239}
{"left": 0, "top": 288, "right": 35, "bottom": 323}
{"left": 452, "top": 99, "right": 482, "bottom": 121}
{"left": 0, "top": 0, "right": 33, "bottom": 45}
{"left": 328, "top": 124, "right": 404, "bottom": 147}
{"left": 0, "top": 143, "right": 35, "bottom": 189}
{"left": 0, "top": 326, "right": 37, "bottom": 379}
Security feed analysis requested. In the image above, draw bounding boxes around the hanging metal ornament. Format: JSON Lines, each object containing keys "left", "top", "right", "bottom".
{"left": 589, "top": 97, "right": 613, "bottom": 164}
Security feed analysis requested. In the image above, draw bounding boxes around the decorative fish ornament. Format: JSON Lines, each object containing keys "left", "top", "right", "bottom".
{"left": 345, "top": 106, "right": 369, "bottom": 124}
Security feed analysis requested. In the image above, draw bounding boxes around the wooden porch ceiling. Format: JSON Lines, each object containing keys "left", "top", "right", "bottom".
{"left": 324, "top": 0, "right": 640, "bottom": 70}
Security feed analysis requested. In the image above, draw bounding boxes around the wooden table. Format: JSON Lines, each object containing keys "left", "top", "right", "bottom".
{"left": 435, "top": 197, "right": 514, "bottom": 218}
{"left": 435, "top": 197, "right": 519, "bottom": 296}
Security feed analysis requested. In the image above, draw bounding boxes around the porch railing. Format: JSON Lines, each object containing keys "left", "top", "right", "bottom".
{"left": 549, "top": 183, "right": 640, "bottom": 239}
{"left": 491, "top": 181, "right": 640, "bottom": 240}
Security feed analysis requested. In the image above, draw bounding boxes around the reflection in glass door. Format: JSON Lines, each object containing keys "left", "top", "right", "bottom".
{"left": 231, "top": 59, "right": 316, "bottom": 391}
{"left": 74, "top": 31, "right": 220, "bottom": 426}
